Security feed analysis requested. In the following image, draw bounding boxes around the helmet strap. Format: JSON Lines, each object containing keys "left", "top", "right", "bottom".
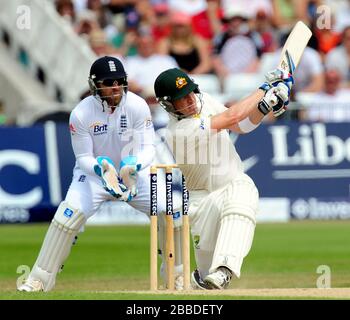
{"left": 158, "top": 92, "right": 203, "bottom": 120}
{"left": 88, "top": 77, "right": 98, "bottom": 96}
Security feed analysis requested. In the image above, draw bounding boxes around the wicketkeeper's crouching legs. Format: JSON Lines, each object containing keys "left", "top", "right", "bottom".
{"left": 17, "top": 202, "right": 86, "bottom": 292}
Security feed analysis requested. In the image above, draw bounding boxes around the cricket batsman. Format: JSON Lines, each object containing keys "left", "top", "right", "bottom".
{"left": 17, "top": 56, "right": 158, "bottom": 292}
{"left": 154, "top": 68, "right": 293, "bottom": 289}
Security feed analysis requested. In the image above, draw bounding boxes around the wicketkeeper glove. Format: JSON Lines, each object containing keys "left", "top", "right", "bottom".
{"left": 258, "top": 82, "right": 290, "bottom": 117}
{"left": 119, "top": 155, "right": 141, "bottom": 201}
{"left": 94, "top": 156, "right": 129, "bottom": 200}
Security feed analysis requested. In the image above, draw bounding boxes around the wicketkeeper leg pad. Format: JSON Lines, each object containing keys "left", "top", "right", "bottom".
{"left": 28, "top": 201, "right": 86, "bottom": 291}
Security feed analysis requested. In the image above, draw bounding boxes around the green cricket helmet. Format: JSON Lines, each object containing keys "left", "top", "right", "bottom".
{"left": 154, "top": 68, "right": 201, "bottom": 119}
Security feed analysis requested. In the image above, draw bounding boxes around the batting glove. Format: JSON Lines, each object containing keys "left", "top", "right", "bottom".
{"left": 119, "top": 155, "right": 141, "bottom": 200}
{"left": 94, "top": 156, "right": 129, "bottom": 199}
{"left": 258, "top": 82, "right": 290, "bottom": 117}
{"left": 259, "top": 68, "right": 294, "bottom": 92}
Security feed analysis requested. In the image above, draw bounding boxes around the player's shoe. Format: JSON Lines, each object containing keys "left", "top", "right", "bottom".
{"left": 191, "top": 269, "right": 212, "bottom": 290}
{"left": 17, "top": 278, "right": 44, "bottom": 292}
{"left": 204, "top": 267, "right": 232, "bottom": 290}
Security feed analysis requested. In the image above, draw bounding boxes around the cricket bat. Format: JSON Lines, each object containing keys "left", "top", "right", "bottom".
{"left": 278, "top": 21, "right": 313, "bottom": 75}
{"left": 269, "top": 21, "right": 312, "bottom": 106}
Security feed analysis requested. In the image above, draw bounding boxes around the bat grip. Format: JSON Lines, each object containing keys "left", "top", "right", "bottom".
{"left": 269, "top": 94, "right": 278, "bottom": 106}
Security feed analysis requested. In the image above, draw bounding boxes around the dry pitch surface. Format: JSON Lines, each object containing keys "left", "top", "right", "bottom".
{"left": 99, "top": 288, "right": 350, "bottom": 299}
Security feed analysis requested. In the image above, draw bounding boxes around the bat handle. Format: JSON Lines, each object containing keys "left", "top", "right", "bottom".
{"left": 269, "top": 94, "right": 278, "bottom": 106}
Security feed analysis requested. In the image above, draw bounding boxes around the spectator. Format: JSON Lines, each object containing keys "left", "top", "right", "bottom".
{"left": 292, "top": 46, "right": 324, "bottom": 93}
{"left": 72, "top": 0, "right": 88, "bottom": 15}
{"left": 325, "top": 26, "right": 350, "bottom": 88}
{"left": 110, "top": 9, "right": 140, "bottom": 56}
{"left": 157, "top": 11, "right": 212, "bottom": 74}
{"left": 251, "top": 9, "right": 278, "bottom": 54}
{"left": 55, "top": 0, "right": 76, "bottom": 24}
{"left": 167, "top": 0, "right": 215, "bottom": 40}
{"left": 212, "top": 8, "right": 259, "bottom": 82}
{"left": 271, "top": 0, "right": 311, "bottom": 29}
{"left": 86, "top": 0, "right": 108, "bottom": 26}
{"left": 85, "top": 0, "right": 118, "bottom": 40}
{"left": 298, "top": 69, "right": 350, "bottom": 122}
{"left": 106, "top": 0, "right": 154, "bottom": 34}
{"left": 328, "top": 0, "right": 350, "bottom": 33}
{"left": 134, "top": 0, "right": 156, "bottom": 30}
{"left": 312, "top": 16, "right": 342, "bottom": 57}
{"left": 125, "top": 29, "right": 179, "bottom": 98}
{"left": 206, "top": 0, "right": 223, "bottom": 37}
{"left": 151, "top": 3, "right": 172, "bottom": 42}
{"left": 88, "top": 28, "right": 121, "bottom": 56}
{"left": 75, "top": 9, "right": 100, "bottom": 38}
{"left": 220, "top": 0, "right": 274, "bottom": 20}
{"left": 106, "top": 0, "right": 138, "bottom": 15}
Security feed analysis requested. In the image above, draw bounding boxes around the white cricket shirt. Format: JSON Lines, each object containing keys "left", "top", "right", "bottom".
{"left": 166, "top": 92, "right": 244, "bottom": 192}
{"left": 69, "top": 93, "right": 155, "bottom": 176}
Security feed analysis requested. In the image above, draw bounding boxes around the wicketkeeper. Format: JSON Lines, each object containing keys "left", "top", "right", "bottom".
{"left": 154, "top": 68, "right": 293, "bottom": 289}
{"left": 17, "top": 56, "right": 158, "bottom": 292}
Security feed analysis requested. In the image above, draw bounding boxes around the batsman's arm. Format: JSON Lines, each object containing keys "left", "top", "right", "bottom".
{"left": 210, "top": 89, "right": 266, "bottom": 132}
{"left": 211, "top": 69, "right": 293, "bottom": 134}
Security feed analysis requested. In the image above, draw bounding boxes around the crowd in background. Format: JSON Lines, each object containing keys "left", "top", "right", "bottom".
{"left": 52, "top": 0, "right": 350, "bottom": 122}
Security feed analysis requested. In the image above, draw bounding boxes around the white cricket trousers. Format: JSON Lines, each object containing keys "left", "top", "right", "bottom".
{"left": 188, "top": 173, "right": 259, "bottom": 278}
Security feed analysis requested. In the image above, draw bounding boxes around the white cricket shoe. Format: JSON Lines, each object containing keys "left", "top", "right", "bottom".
{"left": 204, "top": 267, "right": 232, "bottom": 290}
{"left": 17, "top": 278, "right": 44, "bottom": 292}
{"left": 191, "top": 269, "right": 212, "bottom": 290}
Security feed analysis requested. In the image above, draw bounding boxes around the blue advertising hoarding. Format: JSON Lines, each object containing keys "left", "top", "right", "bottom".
{"left": 0, "top": 122, "right": 74, "bottom": 223}
{"left": 0, "top": 121, "right": 349, "bottom": 223}
{"left": 234, "top": 122, "right": 350, "bottom": 198}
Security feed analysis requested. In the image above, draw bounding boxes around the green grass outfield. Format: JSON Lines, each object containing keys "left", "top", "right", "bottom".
{"left": 0, "top": 220, "right": 350, "bottom": 300}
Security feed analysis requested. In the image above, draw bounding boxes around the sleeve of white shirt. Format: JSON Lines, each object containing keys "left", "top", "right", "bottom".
{"left": 69, "top": 110, "right": 98, "bottom": 176}
{"left": 131, "top": 100, "right": 156, "bottom": 170}
{"left": 203, "top": 92, "right": 228, "bottom": 114}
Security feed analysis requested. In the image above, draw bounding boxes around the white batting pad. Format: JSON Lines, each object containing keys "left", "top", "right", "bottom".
{"left": 209, "top": 214, "right": 255, "bottom": 278}
{"left": 28, "top": 201, "right": 86, "bottom": 291}
{"left": 210, "top": 175, "right": 258, "bottom": 277}
{"left": 221, "top": 176, "right": 259, "bottom": 220}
